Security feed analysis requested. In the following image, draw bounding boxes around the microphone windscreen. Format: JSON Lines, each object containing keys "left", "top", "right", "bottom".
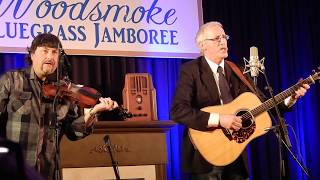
{"left": 103, "top": 135, "right": 109, "bottom": 144}
{"left": 250, "top": 46, "right": 259, "bottom": 57}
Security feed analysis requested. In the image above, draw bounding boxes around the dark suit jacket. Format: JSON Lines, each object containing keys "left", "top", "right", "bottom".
{"left": 170, "top": 57, "right": 252, "bottom": 174}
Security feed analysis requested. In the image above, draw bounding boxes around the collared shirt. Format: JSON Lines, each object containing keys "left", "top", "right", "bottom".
{"left": 0, "top": 67, "right": 92, "bottom": 179}
{"left": 205, "top": 57, "right": 226, "bottom": 105}
{"left": 204, "top": 57, "right": 226, "bottom": 127}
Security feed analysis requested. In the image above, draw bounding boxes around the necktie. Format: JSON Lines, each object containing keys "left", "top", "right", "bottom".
{"left": 217, "top": 66, "right": 233, "bottom": 104}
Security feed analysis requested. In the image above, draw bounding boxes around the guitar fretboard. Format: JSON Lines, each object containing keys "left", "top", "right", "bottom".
{"left": 241, "top": 74, "right": 317, "bottom": 120}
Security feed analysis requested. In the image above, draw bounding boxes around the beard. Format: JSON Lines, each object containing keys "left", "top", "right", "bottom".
{"left": 35, "top": 64, "right": 57, "bottom": 81}
{"left": 42, "top": 64, "right": 56, "bottom": 75}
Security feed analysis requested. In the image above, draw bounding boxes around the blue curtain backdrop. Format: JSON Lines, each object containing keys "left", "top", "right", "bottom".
{"left": 1, "top": 0, "right": 319, "bottom": 179}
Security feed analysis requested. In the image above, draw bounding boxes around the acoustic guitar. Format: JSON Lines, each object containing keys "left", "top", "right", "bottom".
{"left": 189, "top": 69, "right": 320, "bottom": 166}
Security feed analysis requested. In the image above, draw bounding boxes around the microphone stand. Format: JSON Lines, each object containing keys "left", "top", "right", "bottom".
{"left": 104, "top": 135, "right": 120, "bottom": 180}
{"left": 51, "top": 47, "right": 67, "bottom": 180}
{"left": 261, "top": 69, "right": 310, "bottom": 179}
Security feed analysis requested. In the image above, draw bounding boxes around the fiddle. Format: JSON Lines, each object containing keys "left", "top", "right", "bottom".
{"left": 42, "top": 79, "right": 132, "bottom": 119}
{"left": 42, "top": 79, "right": 100, "bottom": 108}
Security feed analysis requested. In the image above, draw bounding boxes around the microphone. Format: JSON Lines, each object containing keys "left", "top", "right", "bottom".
{"left": 104, "top": 134, "right": 110, "bottom": 144}
{"left": 58, "top": 46, "right": 71, "bottom": 79}
{"left": 249, "top": 47, "right": 260, "bottom": 78}
{"left": 243, "top": 46, "right": 265, "bottom": 85}
{"left": 59, "top": 47, "right": 66, "bottom": 56}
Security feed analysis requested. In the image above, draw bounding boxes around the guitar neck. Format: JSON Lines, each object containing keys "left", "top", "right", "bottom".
{"left": 251, "top": 75, "right": 316, "bottom": 117}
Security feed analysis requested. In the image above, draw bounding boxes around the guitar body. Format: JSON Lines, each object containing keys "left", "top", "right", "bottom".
{"left": 188, "top": 69, "right": 320, "bottom": 166}
{"left": 189, "top": 92, "right": 272, "bottom": 166}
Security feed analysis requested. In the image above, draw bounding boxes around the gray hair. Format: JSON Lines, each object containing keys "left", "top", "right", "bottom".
{"left": 195, "top": 21, "right": 223, "bottom": 53}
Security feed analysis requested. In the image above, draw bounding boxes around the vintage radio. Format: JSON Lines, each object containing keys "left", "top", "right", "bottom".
{"left": 122, "top": 73, "right": 157, "bottom": 121}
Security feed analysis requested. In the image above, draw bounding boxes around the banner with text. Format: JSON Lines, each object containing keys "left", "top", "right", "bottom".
{"left": 0, "top": 0, "right": 202, "bottom": 58}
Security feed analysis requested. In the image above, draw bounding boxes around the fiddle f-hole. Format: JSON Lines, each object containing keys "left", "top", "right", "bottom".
{"left": 236, "top": 110, "right": 254, "bottom": 129}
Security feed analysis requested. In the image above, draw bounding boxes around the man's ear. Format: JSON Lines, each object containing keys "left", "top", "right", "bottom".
{"left": 30, "top": 53, "right": 34, "bottom": 62}
{"left": 200, "top": 41, "right": 206, "bottom": 52}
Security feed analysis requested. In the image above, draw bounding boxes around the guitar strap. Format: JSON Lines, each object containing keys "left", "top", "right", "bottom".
{"left": 226, "top": 60, "right": 258, "bottom": 95}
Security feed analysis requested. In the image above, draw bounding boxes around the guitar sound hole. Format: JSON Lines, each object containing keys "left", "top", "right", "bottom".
{"left": 236, "top": 110, "right": 253, "bottom": 129}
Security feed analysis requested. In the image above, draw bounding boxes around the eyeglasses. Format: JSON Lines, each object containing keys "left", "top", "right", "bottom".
{"left": 205, "top": 35, "right": 230, "bottom": 42}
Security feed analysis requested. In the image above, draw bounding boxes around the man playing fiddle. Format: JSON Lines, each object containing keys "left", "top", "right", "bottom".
{"left": 0, "top": 33, "right": 118, "bottom": 179}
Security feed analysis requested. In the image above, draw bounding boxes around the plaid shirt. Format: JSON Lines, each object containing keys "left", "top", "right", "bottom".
{"left": 0, "top": 67, "right": 92, "bottom": 179}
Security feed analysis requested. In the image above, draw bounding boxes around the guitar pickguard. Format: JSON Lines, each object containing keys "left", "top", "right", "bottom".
{"left": 232, "top": 122, "right": 256, "bottom": 143}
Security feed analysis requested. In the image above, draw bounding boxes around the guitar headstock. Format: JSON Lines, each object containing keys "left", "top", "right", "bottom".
{"left": 311, "top": 67, "right": 320, "bottom": 83}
